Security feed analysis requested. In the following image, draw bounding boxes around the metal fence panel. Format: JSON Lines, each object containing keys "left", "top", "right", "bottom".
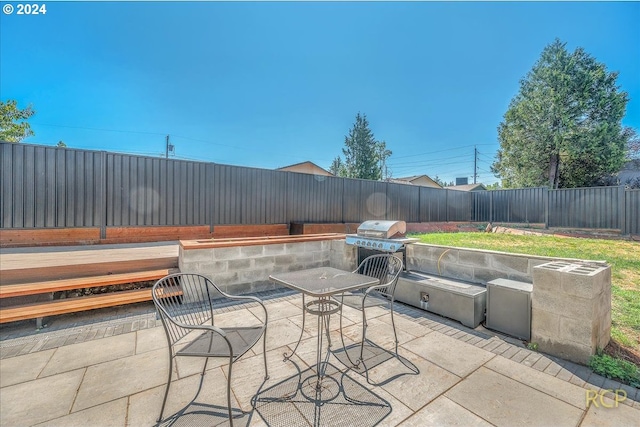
{"left": 447, "top": 189, "right": 472, "bottom": 221}
{"left": 1, "top": 143, "right": 103, "bottom": 228}
{"left": 482, "top": 188, "right": 546, "bottom": 223}
{"left": 472, "top": 191, "right": 491, "bottom": 222}
{"left": 341, "top": 179, "right": 360, "bottom": 222}
{"left": 106, "top": 154, "right": 208, "bottom": 226}
{"left": 386, "top": 182, "right": 420, "bottom": 222}
{"left": 2, "top": 142, "right": 637, "bottom": 233}
{"left": 625, "top": 189, "right": 640, "bottom": 235}
{"left": 212, "top": 164, "right": 288, "bottom": 225}
{"left": 548, "top": 186, "right": 621, "bottom": 229}
{"left": 357, "top": 180, "right": 389, "bottom": 220}
{"left": 285, "top": 172, "right": 343, "bottom": 223}
{"left": 419, "top": 187, "right": 448, "bottom": 222}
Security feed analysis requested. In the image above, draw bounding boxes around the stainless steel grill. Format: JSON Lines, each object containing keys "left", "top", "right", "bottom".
{"left": 345, "top": 220, "right": 418, "bottom": 268}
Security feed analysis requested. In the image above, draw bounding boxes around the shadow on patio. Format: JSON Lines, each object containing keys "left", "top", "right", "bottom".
{"left": 1, "top": 290, "right": 638, "bottom": 427}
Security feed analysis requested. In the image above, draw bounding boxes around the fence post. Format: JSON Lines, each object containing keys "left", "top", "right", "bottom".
{"left": 619, "top": 185, "right": 627, "bottom": 235}
{"left": 99, "top": 151, "right": 107, "bottom": 240}
{"left": 490, "top": 190, "right": 494, "bottom": 224}
{"left": 208, "top": 162, "right": 215, "bottom": 234}
{"left": 544, "top": 187, "right": 550, "bottom": 229}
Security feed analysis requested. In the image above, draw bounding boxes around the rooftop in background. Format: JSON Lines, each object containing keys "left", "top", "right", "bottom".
{"left": 446, "top": 183, "right": 488, "bottom": 191}
{"left": 276, "top": 161, "right": 333, "bottom": 176}
{"left": 390, "top": 175, "right": 442, "bottom": 188}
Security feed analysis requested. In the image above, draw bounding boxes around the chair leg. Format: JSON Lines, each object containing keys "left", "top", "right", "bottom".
{"left": 389, "top": 300, "right": 399, "bottom": 356}
{"left": 359, "top": 303, "right": 368, "bottom": 363}
{"left": 227, "top": 357, "right": 234, "bottom": 427}
{"left": 263, "top": 325, "right": 269, "bottom": 380}
{"left": 157, "top": 355, "right": 174, "bottom": 422}
{"left": 338, "top": 299, "right": 359, "bottom": 368}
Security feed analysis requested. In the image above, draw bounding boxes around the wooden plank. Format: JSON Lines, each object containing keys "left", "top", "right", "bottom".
{"left": 212, "top": 224, "right": 289, "bottom": 238}
{"left": 0, "top": 288, "right": 170, "bottom": 323}
{"left": 1, "top": 258, "right": 178, "bottom": 285}
{"left": 102, "top": 225, "right": 212, "bottom": 244}
{"left": 0, "top": 228, "right": 101, "bottom": 247}
{"left": 106, "top": 225, "right": 210, "bottom": 237}
{"left": 290, "top": 223, "right": 360, "bottom": 235}
{"left": 180, "top": 233, "right": 345, "bottom": 250}
{"left": 0, "top": 269, "right": 174, "bottom": 298}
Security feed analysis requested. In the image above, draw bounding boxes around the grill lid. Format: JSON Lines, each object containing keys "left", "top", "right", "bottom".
{"left": 357, "top": 220, "right": 406, "bottom": 239}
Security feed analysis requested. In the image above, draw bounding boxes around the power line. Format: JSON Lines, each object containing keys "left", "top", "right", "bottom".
{"left": 391, "top": 143, "right": 496, "bottom": 159}
{"left": 31, "top": 122, "right": 167, "bottom": 136}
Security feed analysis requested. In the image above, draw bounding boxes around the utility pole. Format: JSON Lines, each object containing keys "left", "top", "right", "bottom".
{"left": 165, "top": 135, "right": 174, "bottom": 159}
{"left": 474, "top": 146, "right": 478, "bottom": 184}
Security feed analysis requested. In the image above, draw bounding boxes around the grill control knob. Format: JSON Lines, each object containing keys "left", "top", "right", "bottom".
{"left": 378, "top": 243, "right": 383, "bottom": 249}
{"left": 390, "top": 245, "right": 396, "bottom": 251}
{"left": 367, "top": 242, "right": 372, "bottom": 247}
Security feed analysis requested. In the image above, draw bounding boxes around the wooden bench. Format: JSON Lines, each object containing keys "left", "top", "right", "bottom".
{"left": 0, "top": 268, "right": 177, "bottom": 327}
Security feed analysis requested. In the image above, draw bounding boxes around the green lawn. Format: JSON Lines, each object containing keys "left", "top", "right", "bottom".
{"left": 411, "top": 232, "right": 640, "bottom": 356}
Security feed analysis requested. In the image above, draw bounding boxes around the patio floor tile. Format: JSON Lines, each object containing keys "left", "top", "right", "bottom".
{"left": 0, "top": 348, "right": 55, "bottom": 387}
{"left": 72, "top": 347, "right": 168, "bottom": 412}
{"left": 581, "top": 396, "right": 640, "bottom": 427}
{"left": 40, "top": 332, "right": 136, "bottom": 377}
{"left": 485, "top": 355, "right": 588, "bottom": 409}
{"left": 33, "top": 397, "right": 127, "bottom": 427}
{"left": 402, "top": 331, "right": 496, "bottom": 377}
{"left": 0, "top": 368, "right": 85, "bottom": 427}
{"left": 445, "top": 367, "right": 584, "bottom": 427}
{"left": 398, "top": 395, "right": 493, "bottom": 426}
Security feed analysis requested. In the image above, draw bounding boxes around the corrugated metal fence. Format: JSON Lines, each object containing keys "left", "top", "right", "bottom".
{"left": 1, "top": 142, "right": 638, "bottom": 235}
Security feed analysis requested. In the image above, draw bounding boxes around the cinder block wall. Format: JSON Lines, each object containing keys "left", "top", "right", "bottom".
{"left": 180, "top": 240, "right": 335, "bottom": 294}
{"left": 406, "top": 243, "right": 612, "bottom": 364}
{"left": 532, "top": 262, "right": 611, "bottom": 364}
{"left": 180, "top": 239, "right": 612, "bottom": 365}
{"left": 406, "top": 243, "right": 561, "bottom": 284}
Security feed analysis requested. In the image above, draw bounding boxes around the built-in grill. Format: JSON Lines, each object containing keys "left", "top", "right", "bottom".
{"left": 345, "top": 220, "right": 418, "bottom": 269}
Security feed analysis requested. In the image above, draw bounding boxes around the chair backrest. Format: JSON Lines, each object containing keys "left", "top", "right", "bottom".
{"left": 152, "top": 273, "right": 223, "bottom": 347}
{"left": 354, "top": 254, "right": 404, "bottom": 298}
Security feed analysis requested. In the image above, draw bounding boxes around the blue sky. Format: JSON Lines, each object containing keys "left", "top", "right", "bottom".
{"left": 1, "top": 1, "right": 639, "bottom": 185}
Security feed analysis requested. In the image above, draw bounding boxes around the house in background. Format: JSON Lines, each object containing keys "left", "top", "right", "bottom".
{"left": 391, "top": 175, "right": 442, "bottom": 188}
{"left": 276, "top": 161, "right": 333, "bottom": 176}
{"left": 446, "top": 183, "right": 487, "bottom": 191}
{"left": 618, "top": 159, "right": 640, "bottom": 184}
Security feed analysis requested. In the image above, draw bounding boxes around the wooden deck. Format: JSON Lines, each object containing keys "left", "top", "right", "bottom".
{"left": 0, "top": 242, "right": 179, "bottom": 284}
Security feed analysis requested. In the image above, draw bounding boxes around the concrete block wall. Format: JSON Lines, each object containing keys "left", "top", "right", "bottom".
{"left": 179, "top": 239, "right": 612, "bottom": 365}
{"left": 179, "top": 240, "right": 333, "bottom": 294}
{"left": 330, "top": 239, "right": 357, "bottom": 271}
{"left": 532, "top": 261, "right": 611, "bottom": 364}
{"left": 406, "top": 243, "right": 559, "bottom": 284}
{"left": 406, "top": 243, "right": 612, "bottom": 364}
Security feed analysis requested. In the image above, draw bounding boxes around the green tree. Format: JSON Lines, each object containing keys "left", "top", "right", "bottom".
{"left": 333, "top": 113, "right": 391, "bottom": 180}
{"left": 433, "top": 175, "right": 454, "bottom": 187}
{"left": 492, "top": 39, "right": 630, "bottom": 189}
{"left": 625, "top": 128, "right": 639, "bottom": 160}
{"left": 329, "top": 156, "right": 347, "bottom": 176}
{"left": 56, "top": 140, "right": 67, "bottom": 147}
{"left": 0, "top": 100, "right": 35, "bottom": 142}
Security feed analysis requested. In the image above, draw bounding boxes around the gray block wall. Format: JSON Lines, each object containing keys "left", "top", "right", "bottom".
{"left": 178, "top": 239, "right": 612, "bottom": 366}
{"left": 532, "top": 261, "right": 611, "bottom": 364}
{"left": 406, "top": 243, "right": 559, "bottom": 284}
{"left": 179, "top": 240, "right": 334, "bottom": 294}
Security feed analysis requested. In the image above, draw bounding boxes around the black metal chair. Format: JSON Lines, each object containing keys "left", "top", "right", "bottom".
{"left": 334, "top": 254, "right": 404, "bottom": 367}
{"left": 152, "top": 273, "right": 268, "bottom": 426}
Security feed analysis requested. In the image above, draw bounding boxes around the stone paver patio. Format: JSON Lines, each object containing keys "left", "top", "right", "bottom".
{"left": 1, "top": 289, "right": 638, "bottom": 426}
